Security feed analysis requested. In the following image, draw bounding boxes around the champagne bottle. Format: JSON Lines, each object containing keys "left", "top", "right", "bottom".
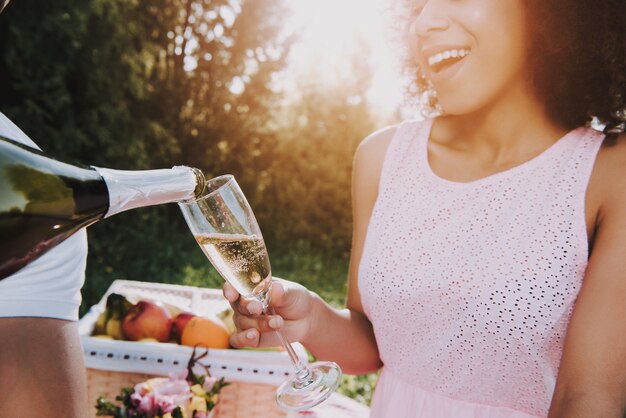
{"left": 0, "top": 135, "right": 206, "bottom": 280}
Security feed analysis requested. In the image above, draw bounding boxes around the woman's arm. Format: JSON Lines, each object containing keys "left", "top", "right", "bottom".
{"left": 548, "top": 135, "right": 626, "bottom": 417}
{"left": 225, "top": 125, "right": 397, "bottom": 374}
{"left": 302, "top": 125, "right": 398, "bottom": 373}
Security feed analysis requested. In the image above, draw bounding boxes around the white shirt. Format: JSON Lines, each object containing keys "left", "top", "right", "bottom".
{"left": 0, "top": 112, "right": 87, "bottom": 320}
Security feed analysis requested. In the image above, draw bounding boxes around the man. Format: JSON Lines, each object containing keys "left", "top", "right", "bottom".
{"left": 0, "top": 1, "right": 90, "bottom": 416}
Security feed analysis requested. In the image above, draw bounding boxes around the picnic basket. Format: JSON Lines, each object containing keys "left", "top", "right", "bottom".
{"left": 79, "top": 280, "right": 308, "bottom": 418}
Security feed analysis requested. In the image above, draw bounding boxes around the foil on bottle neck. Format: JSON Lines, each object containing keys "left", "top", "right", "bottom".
{"left": 93, "top": 165, "right": 200, "bottom": 218}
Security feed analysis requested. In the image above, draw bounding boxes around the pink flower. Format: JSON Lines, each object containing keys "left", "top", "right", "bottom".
{"left": 153, "top": 380, "right": 192, "bottom": 413}
{"left": 203, "top": 376, "right": 218, "bottom": 393}
{"left": 134, "top": 393, "right": 156, "bottom": 416}
{"left": 131, "top": 379, "right": 162, "bottom": 416}
{"left": 131, "top": 377, "right": 194, "bottom": 417}
{"left": 95, "top": 349, "right": 224, "bottom": 418}
{"left": 169, "top": 369, "right": 189, "bottom": 381}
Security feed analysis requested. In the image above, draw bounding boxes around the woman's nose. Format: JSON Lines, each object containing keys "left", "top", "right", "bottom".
{"left": 409, "top": 1, "right": 450, "bottom": 37}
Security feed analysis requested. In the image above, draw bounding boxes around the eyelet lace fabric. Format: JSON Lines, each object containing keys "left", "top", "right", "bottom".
{"left": 359, "top": 118, "right": 604, "bottom": 417}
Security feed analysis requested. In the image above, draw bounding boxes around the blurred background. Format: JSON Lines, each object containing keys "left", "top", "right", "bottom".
{"left": 0, "top": 0, "right": 417, "bottom": 403}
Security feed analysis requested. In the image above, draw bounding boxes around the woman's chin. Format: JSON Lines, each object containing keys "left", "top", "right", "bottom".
{"left": 436, "top": 100, "right": 483, "bottom": 117}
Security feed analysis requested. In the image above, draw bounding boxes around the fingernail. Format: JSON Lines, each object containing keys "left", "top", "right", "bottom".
{"left": 249, "top": 302, "right": 263, "bottom": 315}
{"left": 269, "top": 317, "right": 283, "bottom": 330}
{"left": 246, "top": 330, "right": 256, "bottom": 340}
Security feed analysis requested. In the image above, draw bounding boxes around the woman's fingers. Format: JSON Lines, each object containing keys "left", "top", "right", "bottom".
{"left": 222, "top": 282, "right": 239, "bottom": 303}
{"left": 223, "top": 277, "right": 309, "bottom": 347}
{"left": 234, "top": 297, "right": 263, "bottom": 315}
{"left": 228, "top": 315, "right": 285, "bottom": 349}
{"left": 230, "top": 328, "right": 259, "bottom": 348}
{"left": 222, "top": 282, "right": 264, "bottom": 315}
{"left": 229, "top": 327, "right": 284, "bottom": 348}
{"left": 224, "top": 277, "right": 297, "bottom": 317}
{"left": 232, "top": 312, "right": 283, "bottom": 334}
{"left": 268, "top": 278, "right": 312, "bottom": 320}
{"left": 267, "top": 279, "right": 286, "bottom": 306}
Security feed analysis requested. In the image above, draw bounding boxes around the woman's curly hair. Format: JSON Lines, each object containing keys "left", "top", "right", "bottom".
{"left": 399, "top": 0, "right": 626, "bottom": 133}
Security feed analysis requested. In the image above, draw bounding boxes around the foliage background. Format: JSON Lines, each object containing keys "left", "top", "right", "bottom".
{"left": 0, "top": 0, "right": 400, "bottom": 405}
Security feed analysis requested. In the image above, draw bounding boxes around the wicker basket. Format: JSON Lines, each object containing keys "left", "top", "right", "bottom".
{"left": 80, "top": 280, "right": 305, "bottom": 417}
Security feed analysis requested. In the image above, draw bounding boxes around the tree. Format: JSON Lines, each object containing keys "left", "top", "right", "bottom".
{"left": 0, "top": 0, "right": 293, "bottom": 311}
{"left": 259, "top": 38, "right": 379, "bottom": 258}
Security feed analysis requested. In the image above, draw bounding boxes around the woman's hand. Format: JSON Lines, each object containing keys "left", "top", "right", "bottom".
{"left": 223, "top": 277, "right": 316, "bottom": 348}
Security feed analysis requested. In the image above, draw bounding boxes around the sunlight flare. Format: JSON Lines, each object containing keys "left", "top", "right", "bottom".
{"left": 286, "top": 0, "right": 405, "bottom": 115}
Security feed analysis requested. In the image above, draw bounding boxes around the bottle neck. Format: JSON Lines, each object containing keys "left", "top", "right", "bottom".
{"left": 93, "top": 165, "right": 203, "bottom": 218}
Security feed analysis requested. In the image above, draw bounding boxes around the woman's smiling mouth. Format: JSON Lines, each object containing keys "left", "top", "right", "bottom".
{"left": 427, "top": 48, "right": 471, "bottom": 73}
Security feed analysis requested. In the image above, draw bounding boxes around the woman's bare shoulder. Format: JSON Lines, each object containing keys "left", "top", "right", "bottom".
{"left": 594, "top": 133, "right": 626, "bottom": 203}
{"left": 354, "top": 124, "right": 398, "bottom": 167}
{"left": 358, "top": 125, "right": 398, "bottom": 150}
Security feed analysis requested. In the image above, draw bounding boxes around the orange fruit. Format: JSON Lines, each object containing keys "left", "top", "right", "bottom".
{"left": 181, "top": 316, "right": 230, "bottom": 349}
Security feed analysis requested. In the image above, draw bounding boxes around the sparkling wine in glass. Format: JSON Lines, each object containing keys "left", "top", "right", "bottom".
{"left": 179, "top": 174, "right": 342, "bottom": 411}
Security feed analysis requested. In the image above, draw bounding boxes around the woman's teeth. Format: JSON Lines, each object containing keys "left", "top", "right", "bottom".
{"left": 428, "top": 49, "right": 470, "bottom": 69}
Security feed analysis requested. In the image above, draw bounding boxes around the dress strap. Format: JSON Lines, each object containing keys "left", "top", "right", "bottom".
{"left": 378, "top": 118, "right": 433, "bottom": 193}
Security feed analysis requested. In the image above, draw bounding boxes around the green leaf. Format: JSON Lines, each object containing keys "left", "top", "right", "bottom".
{"left": 94, "top": 396, "right": 121, "bottom": 417}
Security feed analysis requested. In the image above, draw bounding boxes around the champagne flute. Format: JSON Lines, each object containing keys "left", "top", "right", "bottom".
{"left": 178, "top": 174, "right": 342, "bottom": 411}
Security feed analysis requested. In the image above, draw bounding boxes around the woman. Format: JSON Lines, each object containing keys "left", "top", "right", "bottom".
{"left": 224, "top": 0, "right": 626, "bottom": 417}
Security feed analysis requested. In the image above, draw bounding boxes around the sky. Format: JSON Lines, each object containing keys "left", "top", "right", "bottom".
{"left": 284, "top": 0, "right": 407, "bottom": 117}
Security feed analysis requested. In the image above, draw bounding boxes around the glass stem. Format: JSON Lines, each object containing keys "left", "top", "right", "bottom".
{"left": 265, "top": 305, "right": 312, "bottom": 383}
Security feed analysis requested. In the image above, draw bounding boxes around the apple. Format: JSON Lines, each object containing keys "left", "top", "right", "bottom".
{"left": 122, "top": 300, "right": 173, "bottom": 342}
{"left": 172, "top": 312, "right": 196, "bottom": 343}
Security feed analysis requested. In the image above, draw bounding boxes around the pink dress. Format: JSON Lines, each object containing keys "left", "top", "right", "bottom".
{"left": 359, "top": 118, "right": 604, "bottom": 417}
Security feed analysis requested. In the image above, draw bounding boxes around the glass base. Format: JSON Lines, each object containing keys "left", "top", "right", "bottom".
{"left": 275, "top": 361, "right": 343, "bottom": 412}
